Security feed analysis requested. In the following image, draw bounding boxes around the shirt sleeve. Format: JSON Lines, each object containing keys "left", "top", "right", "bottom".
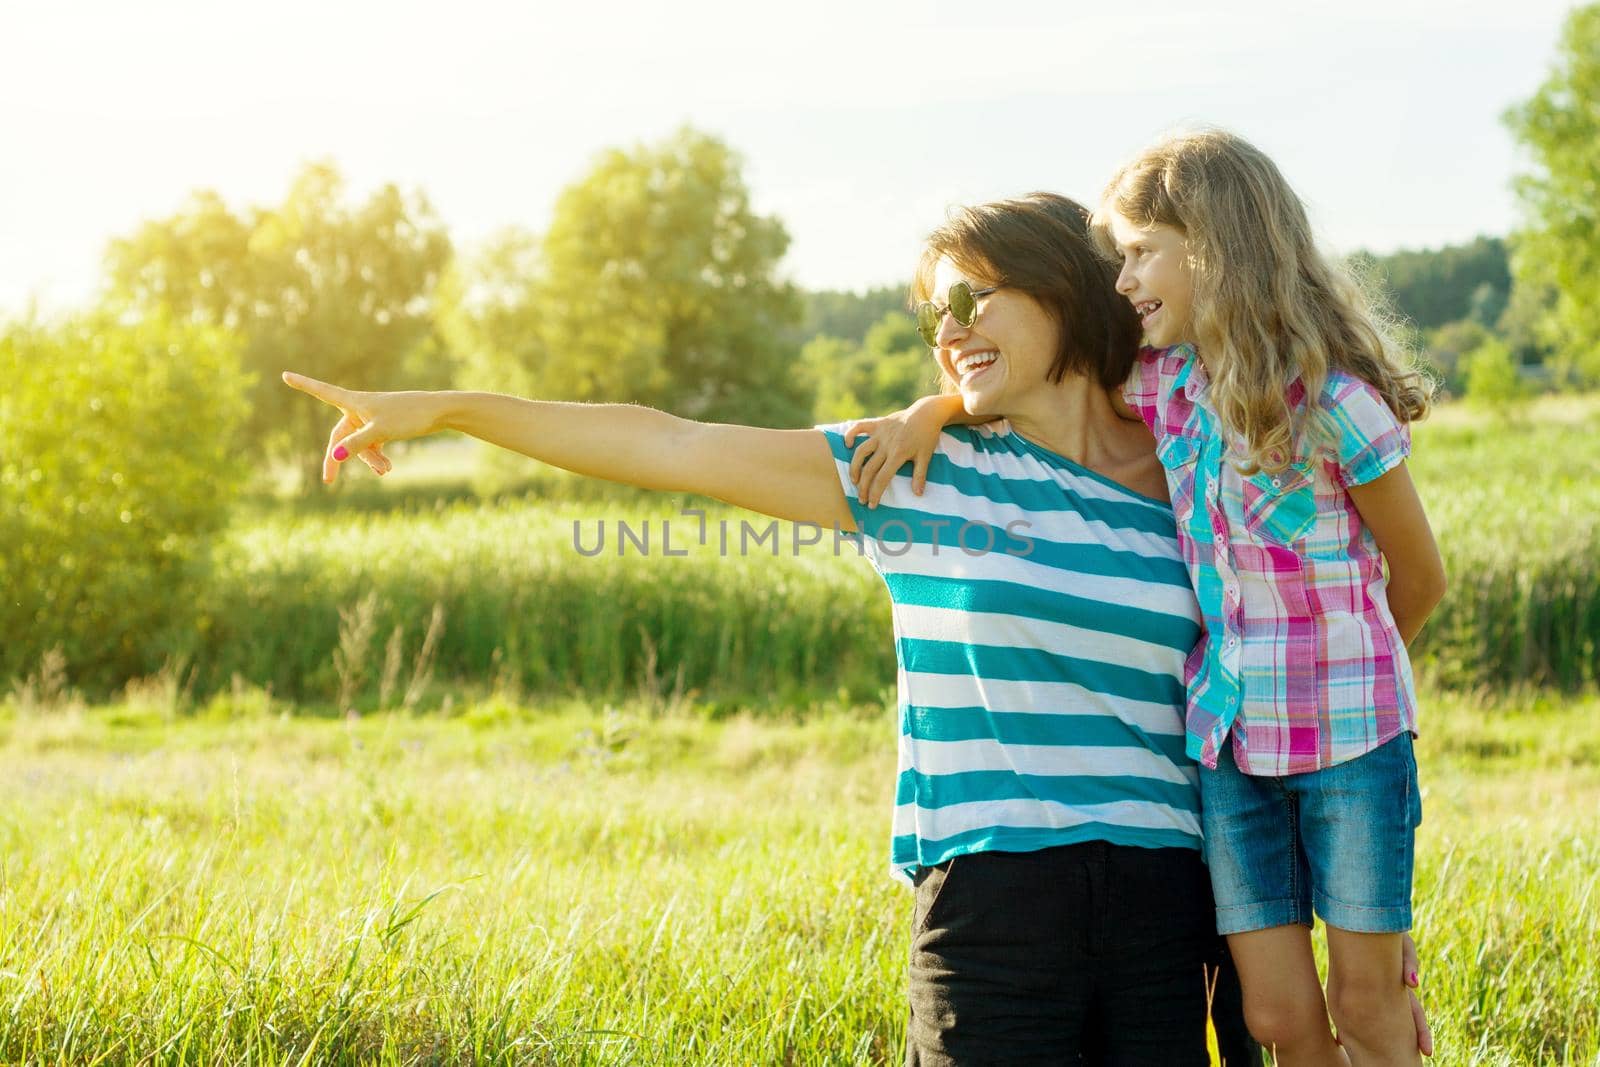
{"left": 813, "top": 424, "right": 873, "bottom": 535}
{"left": 1324, "top": 378, "right": 1412, "bottom": 487}
{"left": 1119, "top": 347, "right": 1165, "bottom": 433}
{"left": 816, "top": 423, "right": 972, "bottom": 570}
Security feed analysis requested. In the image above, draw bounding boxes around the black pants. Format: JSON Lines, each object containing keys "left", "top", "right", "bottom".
{"left": 906, "top": 842, "right": 1262, "bottom": 1066}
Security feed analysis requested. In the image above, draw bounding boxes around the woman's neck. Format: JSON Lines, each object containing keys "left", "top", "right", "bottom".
{"left": 1003, "top": 377, "right": 1129, "bottom": 466}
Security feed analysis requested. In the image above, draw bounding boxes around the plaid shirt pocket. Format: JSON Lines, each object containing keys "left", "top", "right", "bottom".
{"left": 1240, "top": 462, "right": 1318, "bottom": 545}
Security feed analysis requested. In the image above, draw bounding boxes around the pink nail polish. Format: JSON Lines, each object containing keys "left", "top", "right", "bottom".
{"left": 1409, "top": 971, "right": 1419, "bottom": 986}
{"left": 333, "top": 446, "right": 348, "bottom": 461}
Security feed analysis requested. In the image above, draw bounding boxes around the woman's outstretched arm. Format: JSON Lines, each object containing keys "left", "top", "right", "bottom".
{"left": 281, "top": 373, "right": 857, "bottom": 532}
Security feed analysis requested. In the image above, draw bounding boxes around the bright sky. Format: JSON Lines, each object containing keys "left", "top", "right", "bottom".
{"left": 0, "top": 0, "right": 1578, "bottom": 316}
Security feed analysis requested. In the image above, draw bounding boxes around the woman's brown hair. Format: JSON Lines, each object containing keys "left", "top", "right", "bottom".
{"left": 914, "top": 192, "right": 1142, "bottom": 391}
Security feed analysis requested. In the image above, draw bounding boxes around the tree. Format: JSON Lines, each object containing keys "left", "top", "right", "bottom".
{"left": 1, "top": 312, "right": 250, "bottom": 690}
{"left": 535, "top": 127, "right": 809, "bottom": 428}
{"left": 794, "top": 285, "right": 909, "bottom": 347}
{"left": 1422, "top": 319, "right": 1492, "bottom": 395}
{"left": 1463, "top": 336, "right": 1527, "bottom": 412}
{"left": 1495, "top": 270, "right": 1560, "bottom": 370}
{"left": 435, "top": 226, "right": 547, "bottom": 397}
{"left": 1504, "top": 2, "right": 1600, "bottom": 385}
{"left": 799, "top": 335, "right": 869, "bottom": 423}
{"left": 861, "top": 312, "right": 938, "bottom": 413}
{"left": 799, "top": 311, "right": 936, "bottom": 423}
{"left": 106, "top": 163, "right": 452, "bottom": 490}
{"left": 1352, "top": 237, "right": 1512, "bottom": 332}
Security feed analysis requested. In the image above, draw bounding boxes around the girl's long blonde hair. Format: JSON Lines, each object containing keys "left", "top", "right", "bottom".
{"left": 1094, "top": 128, "right": 1433, "bottom": 473}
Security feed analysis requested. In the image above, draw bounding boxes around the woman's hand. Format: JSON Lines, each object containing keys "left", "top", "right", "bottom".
{"left": 282, "top": 371, "right": 447, "bottom": 484}
{"left": 1403, "top": 933, "right": 1432, "bottom": 1056}
{"left": 1339, "top": 934, "right": 1431, "bottom": 1055}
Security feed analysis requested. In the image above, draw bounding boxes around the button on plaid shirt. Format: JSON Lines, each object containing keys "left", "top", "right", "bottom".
{"left": 1123, "top": 344, "right": 1418, "bottom": 776}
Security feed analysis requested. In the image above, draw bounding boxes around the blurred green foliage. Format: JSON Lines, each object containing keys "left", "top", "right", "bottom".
{"left": 2, "top": 396, "right": 1584, "bottom": 709}
{"left": 199, "top": 496, "right": 891, "bottom": 710}
{"left": 435, "top": 226, "right": 545, "bottom": 398}
{"left": 1408, "top": 400, "right": 1600, "bottom": 691}
{"left": 1462, "top": 335, "right": 1527, "bottom": 411}
{"left": 1353, "top": 236, "right": 1512, "bottom": 333}
{"left": 105, "top": 163, "right": 453, "bottom": 491}
{"left": 0, "top": 311, "right": 249, "bottom": 687}
{"left": 799, "top": 312, "right": 937, "bottom": 423}
{"left": 795, "top": 285, "right": 907, "bottom": 346}
{"left": 1421, "top": 319, "right": 1494, "bottom": 395}
{"left": 2, "top": 120, "right": 1595, "bottom": 705}
{"left": 1504, "top": 1, "right": 1600, "bottom": 386}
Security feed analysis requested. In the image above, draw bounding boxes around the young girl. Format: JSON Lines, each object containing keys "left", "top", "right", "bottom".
{"left": 846, "top": 130, "right": 1445, "bottom": 1065}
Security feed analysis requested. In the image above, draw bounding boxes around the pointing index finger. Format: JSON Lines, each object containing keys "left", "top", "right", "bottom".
{"left": 282, "top": 371, "right": 354, "bottom": 410}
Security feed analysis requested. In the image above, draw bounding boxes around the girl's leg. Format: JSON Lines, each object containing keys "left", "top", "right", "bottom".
{"left": 1296, "top": 734, "right": 1424, "bottom": 1066}
{"left": 1325, "top": 928, "right": 1421, "bottom": 1066}
{"left": 1201, "top": 739, "right": 1340, "bottom": 1064}
{"left": 1209, "top": 935, "right": 1268, "bottom": 1067}
{"left": 1227, "top": 925, "right": 1347, "bottom": 1067}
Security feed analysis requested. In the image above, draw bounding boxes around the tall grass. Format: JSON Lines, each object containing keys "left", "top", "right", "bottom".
{"left": 1407, "top": 402, "right": 1600, "bottom": 690}
{"left": 12, "top": 396, "right": 1599, "bottom": 705}
{"left": 200, "top": 494, "right": 890, "bottom": 709}
{"left": 0, "top": 690, "right": 1595, "bottom": 1063}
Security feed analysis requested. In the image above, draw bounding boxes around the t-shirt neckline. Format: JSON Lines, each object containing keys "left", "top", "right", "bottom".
{"left": 994, "top": 427, "right": 1172, "bottom": 510}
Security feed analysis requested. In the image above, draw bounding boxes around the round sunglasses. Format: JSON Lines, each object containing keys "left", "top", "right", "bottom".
{"left": 914, "top": 281, "right": 1002, "bottom": 347}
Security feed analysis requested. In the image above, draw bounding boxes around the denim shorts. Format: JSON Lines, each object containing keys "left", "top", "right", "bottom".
{"left": 1199, "top": 732, "right": 1423, "bottom": 936}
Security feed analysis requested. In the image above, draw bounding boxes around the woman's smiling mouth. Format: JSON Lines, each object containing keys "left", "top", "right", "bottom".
{"left": 954, "top": 349, "right": 998, "bottom": 387}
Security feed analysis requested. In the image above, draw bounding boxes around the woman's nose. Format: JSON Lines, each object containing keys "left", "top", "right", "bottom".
{"left": 935, "top": 310, "right": 968, "bottom": 348}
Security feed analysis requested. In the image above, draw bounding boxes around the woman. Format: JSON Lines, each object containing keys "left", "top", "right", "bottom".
{"left": 285, "top": 194, "right": 1411, "bottom": 1063}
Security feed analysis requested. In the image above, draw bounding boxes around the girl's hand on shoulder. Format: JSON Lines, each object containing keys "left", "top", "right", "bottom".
{"left": 843, "top": 398, "right": 949, "bottom": 508}
{"left": 282, "top": 371, "right": 446, "bottom": 484}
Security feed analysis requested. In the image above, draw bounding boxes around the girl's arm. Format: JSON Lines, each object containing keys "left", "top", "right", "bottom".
{"left": 841, "top": 393, "right": 991, "bottom": 509}
{"left": 843, "top": 385, "right": 1144, "bottom": 509}
{"left": 281, "top": 373, "right": 857, "bottom": 532}
{"left": 1346, "top": 461, "right": 1447, "bottom": 645}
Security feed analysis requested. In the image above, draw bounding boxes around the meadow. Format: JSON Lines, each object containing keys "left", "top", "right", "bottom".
{"left": 65, "top": 392, "right": 1592, "bottom": 713}
{"left": 1, "top": 690, "right": 1597, "bottom": 1065}
{"left": 2, "top": 396, "right": 1597, "bottom": 1064}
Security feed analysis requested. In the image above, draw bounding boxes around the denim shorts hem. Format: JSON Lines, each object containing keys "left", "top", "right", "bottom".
{"left": 1214, "top": 899, "right": 1312, "bottom": 936}
{"left": 1314, "top": 892, "right": 1413, "bottom": 934}
{"left": 1201, "top": 733, "right": 1420, "bottom": 941}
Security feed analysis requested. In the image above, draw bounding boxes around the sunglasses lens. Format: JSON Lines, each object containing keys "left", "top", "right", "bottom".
{"left": 948, "top": 281, "right": 976, "bottom": 326}
{"left": 916, "top": 303, "right": 940, "bottom": 347}
{"left": 915, "top": 282, "right": 987, "bottom": 346}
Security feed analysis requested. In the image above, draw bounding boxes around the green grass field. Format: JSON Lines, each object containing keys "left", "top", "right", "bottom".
{"left": 2, "top": 689, "right": 1596, "bottom": 1064}
{"left": 4, "top": 396, "right": 1597, "bottom": 1063}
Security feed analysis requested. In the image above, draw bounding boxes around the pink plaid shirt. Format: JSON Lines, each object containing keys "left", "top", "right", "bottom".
{"left": 1123, "top": 344, "right": 1418, "bottom": 776}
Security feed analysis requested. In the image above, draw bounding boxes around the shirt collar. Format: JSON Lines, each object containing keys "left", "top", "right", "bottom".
{"left": 1170, "top": 343, "right": 1208, "bottom": 400}
{"left": 1174, "top": 345, "right": 1311, "bottom": 408}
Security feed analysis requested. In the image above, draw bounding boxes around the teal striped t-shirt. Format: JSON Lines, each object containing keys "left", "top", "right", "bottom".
{"left": 817, "top": 422, "right": 1205, "bottom": 882}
